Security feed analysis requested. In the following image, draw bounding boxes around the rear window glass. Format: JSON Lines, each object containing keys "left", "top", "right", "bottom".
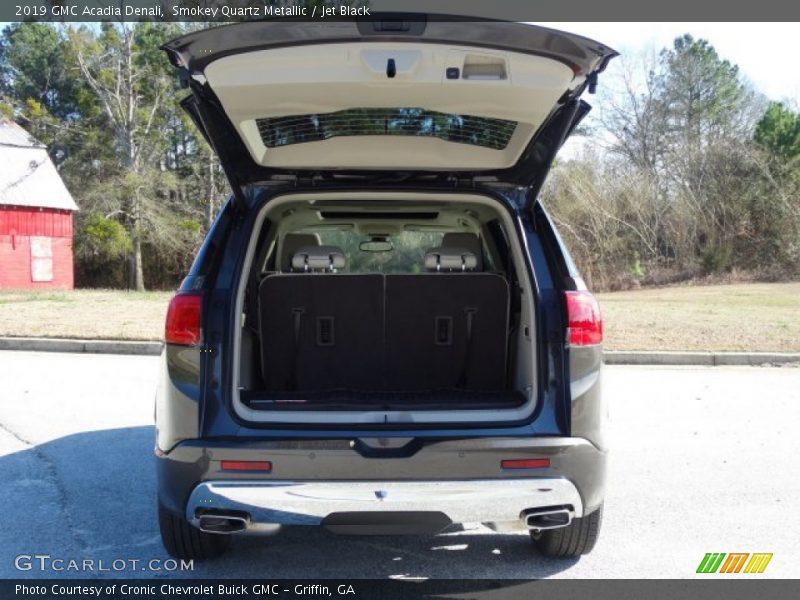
{"left": 257, "top": 108, "right": 517, "bottom": 150}
{"left": 312, "top": 230, "right": 443, "bottom": 273}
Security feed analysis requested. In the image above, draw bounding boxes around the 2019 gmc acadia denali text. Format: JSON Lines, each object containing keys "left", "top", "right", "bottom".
{"left": 155, "top": 18, "right": 616, "bottom": 560}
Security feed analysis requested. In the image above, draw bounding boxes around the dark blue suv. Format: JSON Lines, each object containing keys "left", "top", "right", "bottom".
{"left": 155, "top": 18, "right": 615, "bottom": 560}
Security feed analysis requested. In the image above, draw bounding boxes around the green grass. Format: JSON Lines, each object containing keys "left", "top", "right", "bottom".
{"left": 0, "top": 283, "right": 798, "bottom": 352}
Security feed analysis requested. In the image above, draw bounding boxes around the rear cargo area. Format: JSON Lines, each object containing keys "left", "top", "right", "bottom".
{"left": 243, "top": 271, "right": 523, "bottom": 411}
{"left": 233, "top": 191, "right": 536, "bottom": 424}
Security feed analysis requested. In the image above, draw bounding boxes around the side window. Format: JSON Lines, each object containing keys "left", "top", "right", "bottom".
{"left": 486, "top": 219, "right": 511, "bottom": 274}
{"left": 480, "top": 237, "right": 497, "bottom": 272}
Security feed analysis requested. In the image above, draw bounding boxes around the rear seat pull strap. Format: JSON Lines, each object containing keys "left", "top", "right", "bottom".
{"left": 457, "top": 307, "right": 478, "bottom": 388}
{"left": 287, "top": 307, "right": 305, "bottom": 390}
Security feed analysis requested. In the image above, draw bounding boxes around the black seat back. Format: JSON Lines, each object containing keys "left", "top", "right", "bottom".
{"left": 258, "top": 274, "right": 384, "bottom": 392}
{"left": 384, "top": 273, "right": 509, "bottom": 391}
{"left": 258, "top": 251, "right": 510, "bottom": 394}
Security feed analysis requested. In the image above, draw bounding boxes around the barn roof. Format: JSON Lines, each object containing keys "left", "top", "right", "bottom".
{"left": 0, "top": 120, "right": 78, "bottom": 211}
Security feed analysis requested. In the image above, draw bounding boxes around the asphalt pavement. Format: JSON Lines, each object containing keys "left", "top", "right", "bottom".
{"left": 0, "top": 351, "right": 798, "bottom": 579}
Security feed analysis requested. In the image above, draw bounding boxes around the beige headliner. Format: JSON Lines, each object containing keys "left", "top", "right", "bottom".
{"left": 203, "top": 42, "right": 581, "bottom": 170}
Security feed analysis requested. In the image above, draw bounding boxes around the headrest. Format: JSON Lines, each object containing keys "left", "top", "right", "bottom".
{"left": 280, "top": 233, "right": 321, "bottom": 271}
{"left": 441, "top": 232, "right": 484, "bottom": 271}
{"left": 424, "top": 247, "right": 478, "bottom": 272}
{"left": 291, "top": 246, "right": 346, "bottom": 272}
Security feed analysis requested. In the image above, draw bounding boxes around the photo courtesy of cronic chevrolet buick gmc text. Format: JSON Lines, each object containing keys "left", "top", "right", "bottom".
{"left": 155, "top": 18, "right": 615, "bottom": 560}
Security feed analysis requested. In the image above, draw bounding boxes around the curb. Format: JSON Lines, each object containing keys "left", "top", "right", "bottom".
{"left": 1, "top": 337, "right": 799, "bottom": 365}
{"left": 0, "top": 337, "right": 163, "bottom": 356}
{"left": 603, "top": 350, "right": 800, "bottom": 366}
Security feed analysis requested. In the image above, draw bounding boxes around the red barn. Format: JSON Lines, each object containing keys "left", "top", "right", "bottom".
{"left": 0, "top": 120, "right": 78, "bottom": 289}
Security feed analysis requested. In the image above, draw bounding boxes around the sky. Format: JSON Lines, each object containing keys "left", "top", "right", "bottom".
{"left": 536, "top": 22, "right": 800, "bottom": 104}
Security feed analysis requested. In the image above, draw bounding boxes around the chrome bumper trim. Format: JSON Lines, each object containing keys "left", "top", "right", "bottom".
{"left": 186, "top": 478, "right": 583, "bottom": 534}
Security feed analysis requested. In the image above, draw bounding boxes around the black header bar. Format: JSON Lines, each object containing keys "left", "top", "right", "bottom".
{"left": 3, "top": 0, "right": 800, "bottom": 23}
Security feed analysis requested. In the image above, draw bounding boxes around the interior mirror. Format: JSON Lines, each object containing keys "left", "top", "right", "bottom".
{"left": 359, "top": 237, "right": 393, "bottom": 253}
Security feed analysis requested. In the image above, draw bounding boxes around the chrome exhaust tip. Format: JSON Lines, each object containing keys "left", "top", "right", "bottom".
{"left": 523, "top": 507, "right": 574, "bottom": 531}
{"left": 196, "top": 511, "right": 250, "bottom": 534}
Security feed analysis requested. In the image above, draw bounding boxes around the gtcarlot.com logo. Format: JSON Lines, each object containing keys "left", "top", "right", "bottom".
{"left": 697, "top": 553, "right": 773, "bottom": 574}
{"left": 15, "top": 554, "right": 194, "bottom": 572}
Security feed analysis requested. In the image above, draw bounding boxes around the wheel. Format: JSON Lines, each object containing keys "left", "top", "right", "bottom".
{"left": 158, "top": 503, "right": 230, "bottom": 560}
{"left": 530, "top": 504, "right": 603, "bottom": 557}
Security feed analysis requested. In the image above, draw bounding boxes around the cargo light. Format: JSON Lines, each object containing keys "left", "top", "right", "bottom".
{"left": 220, "top": 460, "right": 272, "bottom": 472}
{"left": 501, "top": 458, "right": 550, "bottom": 469}
{"left": 565, "top": 290, "right": 603, "bottom": 346}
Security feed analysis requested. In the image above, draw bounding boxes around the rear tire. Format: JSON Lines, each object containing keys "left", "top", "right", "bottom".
{"left": 530, "top": 504, "right": 603, "bottom": 557}
{"left": 158, "top": 503, "right": 230, "bottom": 560}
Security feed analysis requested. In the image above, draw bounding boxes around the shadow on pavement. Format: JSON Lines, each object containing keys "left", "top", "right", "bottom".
{"left": 0, "top": 427, "right": 579, "bottom": 579}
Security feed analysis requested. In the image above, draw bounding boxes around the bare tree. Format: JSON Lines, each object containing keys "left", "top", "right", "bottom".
{"left": 599, "top": 47, "right": 668, "bottom": 174}
{"left": 67, "top": 23, "right": 170, "bottom": 290}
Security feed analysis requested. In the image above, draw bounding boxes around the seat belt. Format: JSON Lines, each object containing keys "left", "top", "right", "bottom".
{"left": 286, "top": 307, "right": 305, "bottom": 391}
{"left": 456, "top": 307, "right": 478, "bottom": 388}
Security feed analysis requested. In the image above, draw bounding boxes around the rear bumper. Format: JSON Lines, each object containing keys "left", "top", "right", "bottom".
{"left": 157, "top": 435, "right": 606, "bottom": 533}
{"left": 186, "top": 478, "right": 583, "bottom": 534}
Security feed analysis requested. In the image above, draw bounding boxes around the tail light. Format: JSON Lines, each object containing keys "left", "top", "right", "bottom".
{"left": 165, "top": 293, "right": 202, "bottom": 346}
{"left": 565, "top": 290, "right": 603, "bottom": 346}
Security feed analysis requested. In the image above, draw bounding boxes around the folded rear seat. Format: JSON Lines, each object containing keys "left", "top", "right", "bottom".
{"left": 259, "top": 246, "right": 383, "bottom": 392}
{"left": 385, "top": 247, "right": 509, "bottom": 391}
{"left": 258, "top": 245, "right": 510, "bottom": 394}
